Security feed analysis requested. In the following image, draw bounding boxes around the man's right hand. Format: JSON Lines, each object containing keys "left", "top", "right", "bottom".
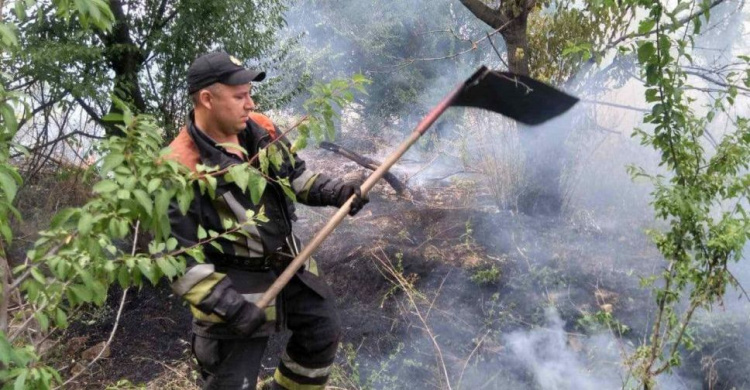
{"left": 211, "top": 284, "right": 267, "bottom": 337}
{"left": 227, "top": 301, "right": 266, "bottom": 337}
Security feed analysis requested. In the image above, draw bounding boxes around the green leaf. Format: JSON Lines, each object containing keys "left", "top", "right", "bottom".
{"left": 248, "top": 172, "right": 266, "bottom": 204}
{"left": 117, "top": 189, "right": 130, "bottom": 200}
{"left": 14, "top": 369, "right": 27, "bottom": 390}
{"left": 147, "top": 178, "right": 162, "bottom": 194}
{"left": 638, "top": 42, "right": 656, "bottom": 64}
{"left": 216, "top": 142, "right": 248, "bottom": 156}
{"left": 156, "top": 257, "right": 177, "bottom": 278}
{"left": 101, "top": 153, "right": 125, "bottom": 174}
{"left": 34, "top": 312, "right": 49, "bottom": 332}
{"left": 197, "top": 225, "right": 207, "bottom": 240}
{"left": 177, "top": 191, "right": 192, "bottom": 215}
{"left": 0, "top": 224, "right": 11, "bottom": 245}
{"left": 228, "top": 165, "right": 250, "bottom": 192}
{"left": 155, "top": 189, "right": 171, "bottom": 216}
{"left": 209, "top": 241, "right": 224, "bottom": 253}
{"left": 0, "top": 168, "right": 19, "bottom": 202}
{"left": 0, "top": 333, "right": 13, "bottom": 365}
{"left": 638, "top": 19, "right": 656, "bottom": 34}
{"left": 69, "top": 284, "right": 93, "bottom": 303}
{"left": 259, "top": 149, "right": 270, "bottom": 173}
{"left": 30, "top": 267, "right": 45, "bottom": 284}
{"left": 0, "top": 23, "right": 19, "bottom": 48}
{"left": 166, "top": 237, "right": 178, "bottom": 251}
{"left": 55, "top": 308, "right": 68, "bottom": 328}
{"left": 133, "top": 189, "right": 153, "bottom": 216}
{"left": 101, "top": 112, "right": 124, "bottom": 122}
{"left": 672, "top": 2, "right": 690, "bottom": 14}
{"left": 91, "top": 280, "right": 107, "bottom": 305}
{"left": 268, "top": 145, "right": 283, "bottom": 170}
{"left": 117, "top": 266, "right": 129, "bottom": 289}
{"left": 278, "top": 178, "right": 296, "bottom": 202}
{"left": 78, "top": 213, "right": 93, "bottom": 235}
{"left": 93, "top": 180, "right": 118, "bottom": 193}
{"left": 137, "top": 258, "right": 160, "bottom": 285}
{"left": 51, "top": 208, "right": 78, "bottom": 228}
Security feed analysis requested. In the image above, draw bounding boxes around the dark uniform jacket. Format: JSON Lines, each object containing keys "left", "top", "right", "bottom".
{"left": 167, "top": 112, "right": 342, "bottom": 338}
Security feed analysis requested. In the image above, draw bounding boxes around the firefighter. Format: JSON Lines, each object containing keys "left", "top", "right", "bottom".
{"left": 166, "top": 51, "right": 368, "bottom": 389}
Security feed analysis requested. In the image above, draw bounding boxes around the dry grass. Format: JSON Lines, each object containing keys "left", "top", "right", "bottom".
{"left": 461, "top": 111, "right": 525, "bottom": 212}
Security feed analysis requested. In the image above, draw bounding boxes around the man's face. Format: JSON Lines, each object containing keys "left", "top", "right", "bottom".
{"left": 203, "top": 83, "right": 255, "bottom": 135}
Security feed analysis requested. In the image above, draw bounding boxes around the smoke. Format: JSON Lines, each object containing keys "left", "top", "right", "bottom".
{"left": 505, "top": 308, "right": 624, "bottom": 390}
{"left": 503, "top": 307, "right": 708, "bottom": 390}
{"left": 277, "top": 1, "right": 750, "bottom": 389}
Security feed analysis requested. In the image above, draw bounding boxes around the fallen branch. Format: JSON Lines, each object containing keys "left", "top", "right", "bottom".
{"left": 319, "top": 141, "right": 405, "bottom": 194}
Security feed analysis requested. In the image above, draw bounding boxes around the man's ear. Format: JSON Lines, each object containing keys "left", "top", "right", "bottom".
{"left": 199, "top": 89, "right": 213, "bottom": 110}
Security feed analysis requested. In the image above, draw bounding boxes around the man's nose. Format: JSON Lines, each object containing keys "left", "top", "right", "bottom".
{"left": 246, "top": 96, "right": 256, "bottom": 111}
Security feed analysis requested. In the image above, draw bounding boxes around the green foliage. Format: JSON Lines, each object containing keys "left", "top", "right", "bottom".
{"left": 292, "top": 74, "right": 371, "bottom": 150}
{"left": 529, "top": 0, "right": 632, "bottom": 84}
{"left": 470, "top": 264, "right": 501, "bottom": 286}
{"left": 4, "top": 0, "right": 290, "bottom": 137}
{"left": 329, "top": 342, "right": 405, "bottom": 390}
{"left": 1, "top": 2, "right": 114, "bottom": 387}
{"left": 1, "top": 42, "right": 368, "bottom": 389}
{"left": 576, "top": 309, "right": 630, "bottom": 336}
{"left": 611, "top": 0, "right": 750, "bottom": 386}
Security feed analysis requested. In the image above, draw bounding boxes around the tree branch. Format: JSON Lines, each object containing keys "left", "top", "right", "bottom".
{"left": 71, "top": 95, "right": 106, "bottom": 128}
{"left": 10, "top": 130, "right": 106, "bottom": 159}
{"left": 319, "top": 141, "right": 405, "bottom": 194}
{"left": 684, "top": 70, "right": 750, "bottom": 93}
{"left": 17, "top": 93, "right": 68, "bottom": 129}
{"left": 603, "top": 0, "right": 728, "bottom": 53}
{"left": 458, "top": 0, "right": 508, "bottom": 28}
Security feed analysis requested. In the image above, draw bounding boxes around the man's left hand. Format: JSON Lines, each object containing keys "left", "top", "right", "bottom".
{"left": 335, "top": 183, "right": 368, "bottom": 216}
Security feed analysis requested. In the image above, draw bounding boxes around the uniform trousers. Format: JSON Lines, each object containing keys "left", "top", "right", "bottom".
{"left": 191, "top": 275, "right": 341, "bottom": 389}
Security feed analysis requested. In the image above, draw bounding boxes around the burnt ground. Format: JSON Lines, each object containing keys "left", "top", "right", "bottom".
{"left": 48, "top": 148, "right": 750, "bottom": 389}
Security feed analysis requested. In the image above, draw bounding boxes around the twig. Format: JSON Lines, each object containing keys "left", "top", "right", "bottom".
{"left": 58, "top": 287, "right": 129, "bottom": 388}
{"left": 404, "top": 153, "right": 441, "bottom": 184}
{"left": 192, "top": 114, "right": 309, "bottom": 180}
{"left": 580, "top": 99, "right": 649, "bottom": 113}
{"left": 380, "top": 18, "right": 516, "bottom": 69}
{"left": 456, "top": 330, "right": 490, "bottom": 390}
{"left": 426, "top": 270, "right": 451, "bottom": 320}
{"left": 485, "top": 32, "right": 509, "bottom": 70}
{"left": 247, "top": 115, "right": 309, "bottom": 166}
{"left": 58, "top": 220, "right": 141, "bottom": 388}
{"left": 373, "top": 248, "right": 453, "bottom": 390}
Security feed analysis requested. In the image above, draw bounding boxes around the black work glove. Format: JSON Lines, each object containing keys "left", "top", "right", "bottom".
{"left": 226, "top": 301, "right": 266, "bottom": 337}
{"left": 211, "top": 284, "right": 267, "bottom": 337}
{"left": 335, "top": 182, "right": 369, "bottom": 216}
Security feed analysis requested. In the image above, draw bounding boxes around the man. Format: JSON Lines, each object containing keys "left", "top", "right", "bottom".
{"left": 166, "top": 51, "right": 367, "bottom": 389}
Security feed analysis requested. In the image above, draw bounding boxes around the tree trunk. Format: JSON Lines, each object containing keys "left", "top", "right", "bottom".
{"left": 459, "top": 0, "right": 532, "bottom": 75}
{"left": 461, "top": 0, "right": 568, "bottom": 215}
{"left": 101, "top": 0, "right": 147, "bottom": 137}
{"left": 500, "top": 16, "right": 530, "bottom": 76}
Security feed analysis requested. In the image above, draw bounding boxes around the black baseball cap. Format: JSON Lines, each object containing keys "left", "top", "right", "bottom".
{"left": 187, "top": 51, "right": 266, "bottom": 94}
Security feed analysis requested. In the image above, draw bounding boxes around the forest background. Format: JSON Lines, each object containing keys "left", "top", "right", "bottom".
{"left": 1, "top": 0, "right": 750, "bottom": 388}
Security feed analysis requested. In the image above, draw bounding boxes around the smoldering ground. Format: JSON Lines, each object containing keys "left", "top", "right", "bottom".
{"left": 259, "top": 1, "right": 750, "bottom": 389}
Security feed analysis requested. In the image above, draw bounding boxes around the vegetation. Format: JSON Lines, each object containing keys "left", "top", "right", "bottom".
{"left": 1, "top": 0, "right": 749, "bottom": 388}
{"left": 621, "top": 0, "right": 750, "bottom": 387}
{"left": 1, "top": 2, "right": 368, "bottom": 388}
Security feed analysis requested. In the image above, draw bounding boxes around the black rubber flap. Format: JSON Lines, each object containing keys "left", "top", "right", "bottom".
{"left": 453, "top": 70, "right": 579, "bottom": 125}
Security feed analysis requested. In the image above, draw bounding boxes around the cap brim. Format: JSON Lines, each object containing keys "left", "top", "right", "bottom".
{"left": 222, "top": 69, "right": 266, "bottom": 85}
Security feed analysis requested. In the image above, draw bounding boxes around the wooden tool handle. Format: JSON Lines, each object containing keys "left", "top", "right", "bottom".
{"left": 256, "top": 80, "right": 469, "bottom": 309}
